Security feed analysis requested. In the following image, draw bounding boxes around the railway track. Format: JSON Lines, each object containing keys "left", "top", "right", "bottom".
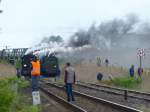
{"left": 77, "top": 81, "right": 150, "bottom": 101}
{"left": 40, "top": 87, "right": 87, "bottom": 112}
{"left": 41, "top": 82, "right": 142, "bottom": 112}
{"left": 70, "top": 82, "right": 150, "bottom": 111}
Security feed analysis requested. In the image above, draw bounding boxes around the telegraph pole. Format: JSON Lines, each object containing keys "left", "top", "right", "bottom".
{"left": 137, "top": 48, "right": 145, "bottom": 69}
{"left": 0, "top": 0, "right": 3, "bottom": 13}
{"left": 139, "top": 56, "right": 142, "bottom": 69}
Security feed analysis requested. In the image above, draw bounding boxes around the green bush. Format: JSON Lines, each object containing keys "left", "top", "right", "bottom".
{"left": 0, "top": 78, "right": 17, "bottom": 112}
{"left": 0, "top": 87, "right": 16, "bottom": 112}
{"left": 112, "top": 76, "right": 142, "bottom": 88}
{"left": 0, "top": 77, "right": 40, "bottom": 112}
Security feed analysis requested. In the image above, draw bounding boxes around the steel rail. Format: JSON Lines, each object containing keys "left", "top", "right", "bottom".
{"left": 40, "top": 86, "right": 87, "bottom": 112}
{"left": 77, "top": 81, "right": 150, "bottom": 101}
{"left": 45, "top": 82, "right": 143, "bottom": 112}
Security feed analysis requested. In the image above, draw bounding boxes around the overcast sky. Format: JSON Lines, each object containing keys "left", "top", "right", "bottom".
{"left": 0, "top": 0, "right": 150, "bottom": 49}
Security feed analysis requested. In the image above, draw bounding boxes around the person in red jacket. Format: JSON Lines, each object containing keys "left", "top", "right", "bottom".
{"left": 64, "top": 62, "right": 76, "bottom": 102}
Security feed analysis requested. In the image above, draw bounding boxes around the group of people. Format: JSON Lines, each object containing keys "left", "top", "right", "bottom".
{"left": 17, "top": 55, "right": 144, "bottom": 102}
{"left": 129, "top": 65, "right": 143, "bottom": 78}
{"left": 30, "top": 56, "right": 76, "bottom": 102}
{"left": 17, "top": 55, "right": 76, "bottom": 102}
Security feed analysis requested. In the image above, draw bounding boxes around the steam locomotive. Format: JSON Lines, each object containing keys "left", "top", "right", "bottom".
{"left": 21, "top": 53, "right": 60, "bottom": 78}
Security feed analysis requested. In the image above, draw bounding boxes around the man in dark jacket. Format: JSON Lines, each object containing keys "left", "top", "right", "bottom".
{"left": 64, "top": 62, "right": 76, "bottom": 102}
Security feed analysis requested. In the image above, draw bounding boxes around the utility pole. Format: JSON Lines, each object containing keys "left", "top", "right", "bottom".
{"left": 137, "top": 48, "right": 145, "bottom": 78}
{"left": 139, "top": 56, "right": 142, "bottom": 69}
{"left": 0, "top": 0, "right": 3, "bottom": 13}
{"left": 137, "top": 48, "right": 145, "bottom": 69}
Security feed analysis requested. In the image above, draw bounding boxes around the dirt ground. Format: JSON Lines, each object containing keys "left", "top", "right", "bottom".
{"left": 74, "top": 62, "right": 128, "bottom": 83}
{"left": 0, "top": 62, "right": 16, "bottom": 78}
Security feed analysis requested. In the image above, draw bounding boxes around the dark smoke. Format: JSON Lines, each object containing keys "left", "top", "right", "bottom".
{"left": 32, "top": 14, "right": 150, "bottom": 67}
{"left": 69, "top": 30, "right": 91, "bottom": 47}
{"left": 40, "top": 35, "right": 64, "bottom": 44}
{"left": 98, "top": 14, "right": 139, "bottom": 43}
{"left": 69, "top": 14, "right": 139, "bottom": 49}
{"left": 136, "top": 22, "right": 150, "bottom": 43}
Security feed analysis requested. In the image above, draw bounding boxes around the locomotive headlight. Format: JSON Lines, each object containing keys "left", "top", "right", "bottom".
{"left": 24, "top": 64, "right": 27, "bottom": 67}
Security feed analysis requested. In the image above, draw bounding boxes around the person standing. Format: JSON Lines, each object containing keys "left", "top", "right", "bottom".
{"left": 105, "top": 59, "right": 109, "bottom": 67}
{"left": 129, "top": 65, "right": 134, "bottom": 77}
{"left": 137, "top": 67, "right": 143, "bottom": 78}
{"left": 31, "top": 56, "right": 40, "bottom": 91}
{"left": 64, "top": 62, "right": 76, "bottom": 102}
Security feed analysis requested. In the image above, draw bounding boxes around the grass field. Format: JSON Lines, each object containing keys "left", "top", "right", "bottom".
{"left": 74, "top": 62, "right": 128, "bottom": 83}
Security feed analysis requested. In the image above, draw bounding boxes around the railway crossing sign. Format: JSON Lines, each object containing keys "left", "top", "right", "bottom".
{"left": 137, "top": 48, "right": 145, "bottom": 57}
{"left": 137, "top": 48, "right": 145, "bottom": 68}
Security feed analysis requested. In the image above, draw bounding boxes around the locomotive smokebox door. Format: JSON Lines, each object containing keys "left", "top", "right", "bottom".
{"left": 40, "top": 55, "right": 60, "bottom": 77}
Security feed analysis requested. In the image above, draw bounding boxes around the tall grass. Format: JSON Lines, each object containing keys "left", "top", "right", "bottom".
{"left": 0, "top": 77, "right": 40, "bottom": 112}
{"left": 103, "top": 76, "right": 142, "bottom": 89}
{"left": 0, "top": 77, "right": 17, "bottom": 112}
{"left": 112, "top": 76, "right": 142, "bottom": 88}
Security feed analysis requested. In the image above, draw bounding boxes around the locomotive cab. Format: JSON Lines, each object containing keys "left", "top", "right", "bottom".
{"left": 21, "top": 54, "right": 34, "bottom": 77}
{"left": 21, "top": 53, "right": 60, "bottom": 78}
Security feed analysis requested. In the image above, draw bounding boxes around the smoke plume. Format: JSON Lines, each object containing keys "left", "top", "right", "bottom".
{"left": 26, "top": 14, "right": 150, "bottom": 67}
{"left": 69, "top": 14, "right": 139, "bottom": 49}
